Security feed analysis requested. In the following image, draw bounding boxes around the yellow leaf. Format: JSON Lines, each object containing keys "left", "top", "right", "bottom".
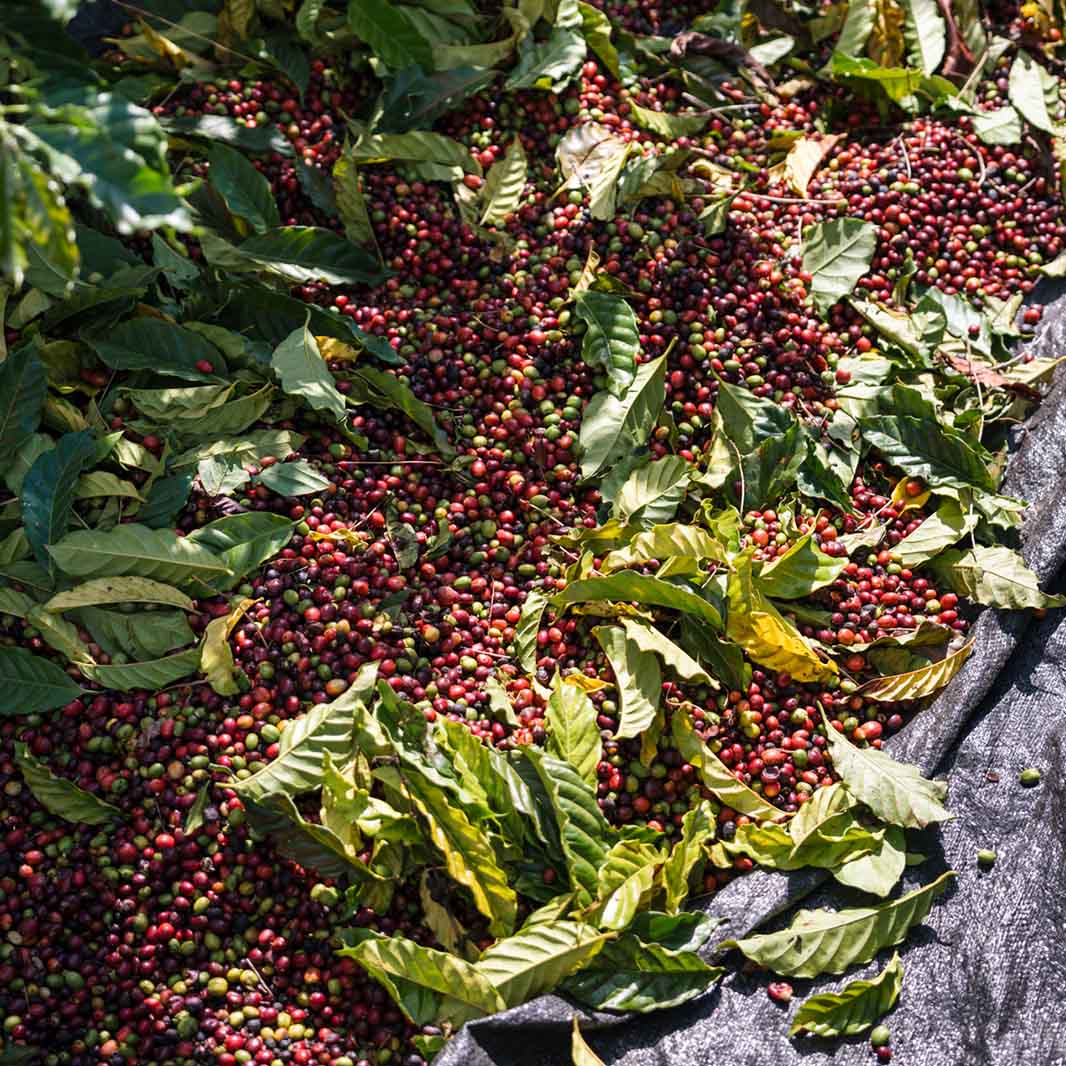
{"left": 890, "top": 478, "right": 931, "bottom": 513}
{"left": 136, "top": 19, "right": 195, "bottom": 69}
{"left": 200, "top": 598, "right": 258, "bottom": 696}
{"left": 563, "top": 673, "right": 610, "bottom": 693}
{"left": 858, "top": 640, "right": 974, "bottom": 701}
{"left": 316, "top": 337, "right": 362, "bottom": 364}
{"left": 784, "top": 134, "right": 843, "bottom": 197}
{"left": 868, "top": 0, "right": 905, "bottom": 67}
{"left": 572, "top": 1017, "right": 605, "bottom": 1066}
{"left": 727, "top": 555, "right": 837, "bottom": 683}
{"left": 309, "top": 527, "right": 366, "bottom": 547}
{"left": 223, "top": 0, "right": 255, "bottom": 39}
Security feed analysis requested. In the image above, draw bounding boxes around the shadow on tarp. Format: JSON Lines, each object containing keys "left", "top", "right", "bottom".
{"left": 437, "top": 285, "right": 1066, "bottom": 1066}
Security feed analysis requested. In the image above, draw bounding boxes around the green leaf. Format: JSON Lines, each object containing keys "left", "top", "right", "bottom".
{"left": 349, "top": 130, "right": 480, "bottom": 175}
{"left": 253, "top": 33, "right": 311, "bottom": 96}
{"left": 75, "top": 471, "right": 144, "bottom": 502}
{"left": 337, "top": 928, "right": 503, "bottom": 1026}
{"left": 6, "top": 435, "right": 53, "bottom": 496}
{"left": 628, "top": 102, "right": 709, "bottom": 138}
{"left": 347, "top": 0, "right": 434, "bottom": 71}
{"left": 859, "top": 639, "right": 973, "bottom": 701}
{"left": 375, "top": 66, "right": 497, "bottom": 134}
{"left": 153, "top": 233, "right": 199, "bottom": 286}
{"left": 245, "top": 791, "right": 387, "bottom": 885}
{"left": 563, "top": 934, "right": 723, "bottom": 1013}
{"left": 49, "top": 524, "right": 231, "bottom": 591}
{"left": 74, "top": 607, "right": 194, "bottom": 661}
{"left": 893, "top": 499, "right": 978, "bottom": 567}
{"left": 215, "top": 283, "right": 402, "bottom": 364}
{"left": 725, "top": 873, "right": 954, "bottom": 978}
{"left": 333, "top": 155, "right": 378, "bottom": 255}
{"left": 578, "top": 1, "right": 619, "bottom": 76}
{"left": 14, "top": 743, "right": 120, "bottom": 825}
{"left": 604, "top": 522, "right": 721, "bottom": 578}
{"left": 727, "top": 554, "right": 837, "bottom": 683}
{"left": 860, "top": 416, "right": 994, "bottom": 491}
{"left": 435, "top": 718, "right": 537, "bottom": 845}
{"left": 573, "top": 291, "right": 640, "bottom": 398}
{"left": 181, "top": 385, "right": 275, "bottom": 442}
{"left": 0, "top": 648, "right": 83, "bottom": 715}
{"left": 25, "top": 606, "right": 95, "bottom": 666}
{"left": 833, "top": 825, "right": 906, "bottom": 898}
{"left": 587, "top": 840, "right": 661, "bottom": 930}
{"left": 0, "top": 588, "right": 34, "bottom": 618}
{"left": 203, "top": 227, "right": 389, "bottom": 286}
{"left": 671, "top": 709, "right": 782, "bottom": 820}
{"left": 81, "top": 647, "right": 201, "bottom": 692}
{"left": 185, "top": 513, "right": 295, "bottom": 594}
{"left": 660, "top": 801, "right": 715, "bottom": 913}
{"left": 159, "top": 114, "right": 292, "bottom": 155}
{"left": 184, "top": 781, "right": 211, "bottom": 834}
{"left": 521, "top": 749, "right": 613, "bottom": 904}
{"left": 612, "top": 456, "right": 691, "bottom": 526}
{"left": 137, "top": 472, "right": 195, "bottom": 529}
{"left": 271, "top": 323, "right": 346, "bottom": 423}
{"left": 775, "top": 783, "right": 882, "bottom": 870}
{"left": 88, "top": 319, "right": 225, "bottom": 382}
{"left": 506, "top": 27, "right": 587, "bottom": 93}
{"left": 483, "top": 675, "right": 518, "bottom": 726}
{"left": 399, "top": 767, "right": 518, "bottom": 936}
{"left": 171, "top": 430, "right": 305, "bottom": 472}
{"left": 572, "top": 1018, "right": 605, "bottom": 1066}
{"left": 710, "top": 378, "right": 794, "bottom": 454}
{"left": 900, "top": 0, "right": 945, "bottom": 75}
{"left": 514, "top": 589, "right": 548, "bottom": 672}
{"left": 828, "top": 54, "right": 931, "bottom": 105}
{"left": 802, "top": 218, "right": 878, "bottom": 315}
{"left": 480, "top": 137, "right": 528, "bottom": 227}
{"left": 255, "top": 460, "right": 331, "bottom": 497}
{"left": 347, "top": 367, "right": 455, "bottom": 458}
{"left": 196, "top": 457, "right": 251, "bottom": 498}
{"left": 546, "top": 675, "right": 602, "bottom": 785}
{"left": 821, "top": 710, "right": 952, "bottom": 828}
{"left": 30, "top": 120, "right": 190, "bottom": 235}
{"left": 619, "top": 618, "right": 718, "bottom": 689}
{"left": 555, "top": 571, "right": 723, "bottom": 631}
{"left": 1008, "top": 51, "right": 1060, "bottom": 134}
{"left": 972, "top": 105, "right": 1023, "bottom": 145}
{"left": 594, "top": 625, "right": 661, "bottom": 741}
{"left": 930, "top": 545, "right": 1066, "bottom": 610}
{"left": 233, "top": 680, "right": 373, "bottom": 800}
{"left": 835, "top": 0, "right": 875, "bottom": 56}
{"left": 207, "top": 143, "right": 280, "bottom": 233}
{"left": 476, "top": 920, "right": 612, "bottom": 1007}
{"left": 0, "top": 346, "right": 47, "bottom": 463}
{"left": 0, "top": 1044, "right": 39, "bottom": 1066}
{"left": 20, "top": 430, "right": 97, "bottom": 568}
{"left": 756, "top": 533, "right": 848, "bottom": 599}
{"left": 790, "top": 952, "right": 904, "bottom": 1036}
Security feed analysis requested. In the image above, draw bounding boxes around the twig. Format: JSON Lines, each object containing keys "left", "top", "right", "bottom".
{"left": 897, "top": 135, "right": 912, "bottom": 181}
{"left": 724, "top": 436, "right": 745, "bottom": 516}
{"left": 680, "top": 93, "right": 762, "bottom": 114}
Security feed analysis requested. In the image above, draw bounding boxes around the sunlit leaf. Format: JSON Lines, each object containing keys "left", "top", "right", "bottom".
{"left": 724, "top": 872, "right": 955, "bottom": 977}
{"left": 821, "top": 709, "right": 952, "bottom": 828}
{"left": 790, "top": 952, "right": 904, "bottom": 1036}
{"left": 15, "top": 742, "right": 120, "bottom": 825}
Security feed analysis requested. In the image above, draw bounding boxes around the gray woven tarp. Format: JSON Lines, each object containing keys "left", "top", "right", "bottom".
{"left": 436, "top": 287, "right": 1066, "bottom": 1066}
